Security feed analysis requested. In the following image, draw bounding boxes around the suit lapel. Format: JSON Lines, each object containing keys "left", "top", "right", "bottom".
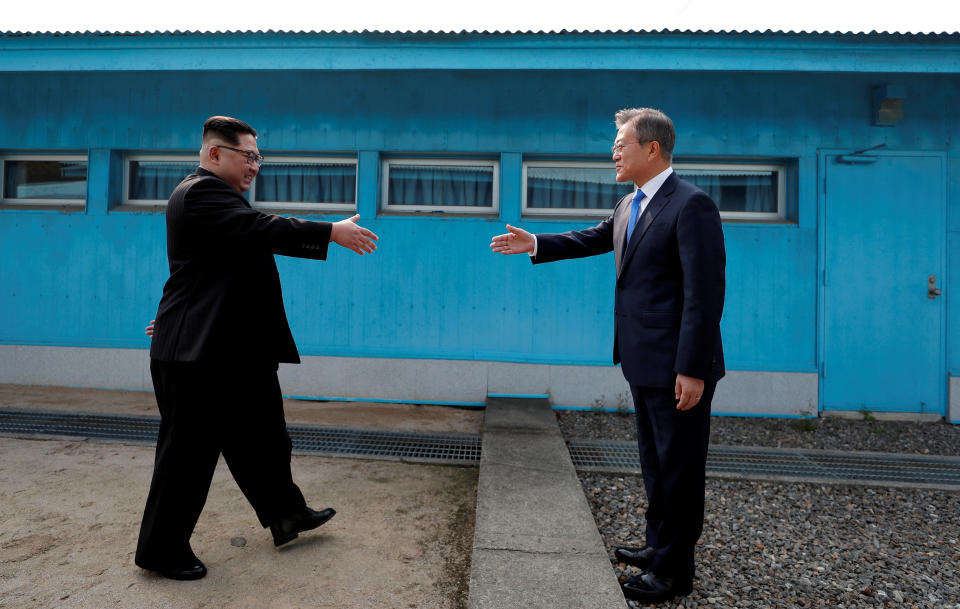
{"left": 617, "top": 173, "right": 679, "bottom": 279}
{"left": 612, "top": 193, "right": 633, "bottom": 274}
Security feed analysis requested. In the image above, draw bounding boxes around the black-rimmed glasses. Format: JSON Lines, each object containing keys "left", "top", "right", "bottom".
{"left": 217, "top": 145, "right": 264, "bottom": 166}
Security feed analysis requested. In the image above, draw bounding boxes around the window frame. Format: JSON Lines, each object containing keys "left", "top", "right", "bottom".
{"left": 123, "top": 154, "right": 359, "bottom": 211}
{"left": 521, "top": 159, "right": 623, "bottom": 218}
{"left": 0, "top": 153, "right": 88, "bottom": 207}
{"left": 674, "top": 161, "right": 786, "bottom": 221}
{"left": 249, "top": 155, "right": 358, "bottom": 212}
{"left": 521, "top": 159, "right": 787, "bottom": 221}
{"left": 381, "top": 157, "right": 500, "bottom": 215}
{"left": 123, "top": 154, "right": 196, "bottom": 206}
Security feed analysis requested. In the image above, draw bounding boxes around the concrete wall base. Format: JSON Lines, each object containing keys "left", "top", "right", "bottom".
{"left": 822, "top": 411, "right": 944, "bottom": 423}
{"left": 950, "top": 376, "right": 960, "bottom": 424}
{"left": 0, "top": 344, "right": 817, "bottom": 417}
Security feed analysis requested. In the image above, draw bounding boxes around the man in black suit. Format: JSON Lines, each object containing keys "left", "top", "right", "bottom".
{"left": 135, "top": 116, "right": 378, "bottom": 580}
{"left": 491, "top": 108, "right": 725, "bottom": 603}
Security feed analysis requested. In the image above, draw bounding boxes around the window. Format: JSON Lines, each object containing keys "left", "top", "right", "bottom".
{"left": 124, "top": 155, "right": 357, "bottom": 211}
{"left": 674, "top": 163, "right": 784, "bottom": 220}
{"left": 522, "top": 161, "right": 624, "bottom": 217}
{"left": 521, "top": 159, "right": 785, "bottom": 220}
{"left": 251, "top": 157, "right": 356, "bottom": 211}
{"left": 1, "top": 155, "right": 87, "bottom": 206}
{"left": 125, "top": 155, "right": 196, "bottom": 205}
{"left": 382, "top": 158, "right": 498, "bottom": 214}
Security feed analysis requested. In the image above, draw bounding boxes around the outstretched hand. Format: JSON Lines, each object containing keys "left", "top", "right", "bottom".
{"left": 331, "top": 214, "right": 379, "bottom": 255}
{"left": 490, "top": 224, "right": 535, "bottom": 255}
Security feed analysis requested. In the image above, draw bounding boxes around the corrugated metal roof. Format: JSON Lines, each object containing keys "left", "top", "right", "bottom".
{"left": 5, "top": 26, "right": 957, "bottom": 75}
{"left": 2, "top": 0, "right": 957, "bottom": 37}
{"left": 1, "top": 29, "right": 958, "bottom": 36}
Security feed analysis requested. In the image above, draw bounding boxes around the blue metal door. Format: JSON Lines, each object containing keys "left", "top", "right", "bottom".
{"left": 821, "top": 153, "right": 945, "bottom": 414}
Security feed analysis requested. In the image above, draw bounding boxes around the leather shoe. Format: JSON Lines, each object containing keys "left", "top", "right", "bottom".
{"left": 139, "top": 557, "right": 207, "bottom": 581}
{"left": 621, "top": 571, "right": 693, "bottom": 603}
{"left": 270, "top": 506, "right": 336, "bottom": 547}
{"left": 614, "top": 545, "right": 656, "bottom": 569}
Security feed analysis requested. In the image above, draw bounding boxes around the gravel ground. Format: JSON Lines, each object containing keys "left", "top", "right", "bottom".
{"left": 581, "top": 473, "right": 960, "bottom": 609}
{"left": 557, "top": 410, "right": 960, "bottom": 456}
{"left": 564, "top": 411, "right": 960, "bottom": 608}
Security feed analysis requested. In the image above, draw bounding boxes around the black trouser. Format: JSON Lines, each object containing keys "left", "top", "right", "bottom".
{"left": 630, "top": 381, "right": 715, "bottom": 582}
{"left": 135, "top": 359, "right": 306, "bottom": 567}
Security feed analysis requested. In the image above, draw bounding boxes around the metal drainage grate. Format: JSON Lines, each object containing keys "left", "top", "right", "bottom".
{"left": 0, "top": 409, "right": 480, "bottom": 465}
{"left": 569, "top": 440, "right": 960, "bottom": 488}
{"left": 0, "top": 410, "right": 160, "bottom": 442}
{"left": 288, "top": 425, "right": 480, "bottom": 464}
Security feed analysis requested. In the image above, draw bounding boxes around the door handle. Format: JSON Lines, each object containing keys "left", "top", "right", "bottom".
{"left": 928, "top": 275, "right": 942, "bottom": 299}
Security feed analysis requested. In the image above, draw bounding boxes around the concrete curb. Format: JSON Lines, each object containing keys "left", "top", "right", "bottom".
{"left": 468, "top": 397, "right": 625, "bottom": 609}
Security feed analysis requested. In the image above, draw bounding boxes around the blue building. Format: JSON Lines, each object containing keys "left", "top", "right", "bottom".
{"left": 1, "top": 29, "right": 958, "bottom": 422}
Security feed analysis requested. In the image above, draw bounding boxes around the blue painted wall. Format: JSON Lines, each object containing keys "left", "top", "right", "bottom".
{"left": 1, "top": 68, "right": 957, "bottom": 379}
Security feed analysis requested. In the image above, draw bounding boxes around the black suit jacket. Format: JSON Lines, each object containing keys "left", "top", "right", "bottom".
{"left": 150, "top": 167, "right": 333, "bottom": 365}
{"left": 533, "top": 171, "right": 725, "bottom": 387}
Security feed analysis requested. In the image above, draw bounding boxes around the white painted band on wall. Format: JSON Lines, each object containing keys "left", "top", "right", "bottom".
{"left": 950, "top": 376, "right": 960, "bottom": 424}
{"left": 0, "top": 344, "right": 817, "bottom": 417}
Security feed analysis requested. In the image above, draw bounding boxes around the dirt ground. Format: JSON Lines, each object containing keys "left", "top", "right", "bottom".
{"left": 0, "top": 384, "right": 484, "bottom": 435}
{"left": 0, "top": 385, "right": 481, "bottom": 609}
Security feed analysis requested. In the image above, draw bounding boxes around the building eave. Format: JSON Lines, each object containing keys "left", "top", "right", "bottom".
{"left": 1, "top": 30, "right": 958, "bottom": 74}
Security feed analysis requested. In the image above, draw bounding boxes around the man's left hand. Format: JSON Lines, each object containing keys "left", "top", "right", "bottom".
{"left": 675, "top": 373, "right": 705, "bottom": 411}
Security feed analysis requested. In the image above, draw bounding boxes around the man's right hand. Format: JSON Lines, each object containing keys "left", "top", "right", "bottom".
{"left": 331, "top": 215, "right": 379, "bottom": 255}
{"left": 490, "top": 224, "right": 535, "bottom": 255}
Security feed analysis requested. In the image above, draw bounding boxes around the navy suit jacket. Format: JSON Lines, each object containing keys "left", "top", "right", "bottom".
{"left": 150, "top": 167, "right": 333, "bottom": 365}
{"left": 533, "top": 171, "right": 725, "bottom": 388}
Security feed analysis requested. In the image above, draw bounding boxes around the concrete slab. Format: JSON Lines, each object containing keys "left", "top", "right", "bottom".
{"left": 470, "top": 550, "right": 627, "bottom": 609}
{"left": 481, "top": 396, "right": 561, "bottom": 432}
{"left": 469, "top": 397, "right": 625, "bottom": 609}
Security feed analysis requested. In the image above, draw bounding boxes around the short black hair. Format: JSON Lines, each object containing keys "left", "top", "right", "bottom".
{"left": 202, "top": 116, "right": 257, "bottom": 145}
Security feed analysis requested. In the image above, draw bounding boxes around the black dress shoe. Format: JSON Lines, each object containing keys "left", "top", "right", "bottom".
{"left": 138, "top": 557, "right": 207, "bottom": 581}
{"left": 621, "top": 571, "right": 693, "bottom": 603}
{"left": 270, "top": 506, "right": 336, "bottom": 547}
{"left": 614, "top": 545, "right": 656, "bottom": 568}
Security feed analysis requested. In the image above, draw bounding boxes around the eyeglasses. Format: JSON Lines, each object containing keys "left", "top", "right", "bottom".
{"left": 217, "top": 145, "right": 264, "bottom": 166}
{"left": 611, "top": 140, "right": 649, "bottom": 154}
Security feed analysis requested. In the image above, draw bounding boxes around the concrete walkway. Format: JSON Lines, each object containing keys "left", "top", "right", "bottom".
{"left": 468, "top": 397, "right": 625, "bottom": 609}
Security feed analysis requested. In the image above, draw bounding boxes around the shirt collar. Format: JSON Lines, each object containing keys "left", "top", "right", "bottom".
{"left": 635, "top": 166, "right": 674, "bottom": 201}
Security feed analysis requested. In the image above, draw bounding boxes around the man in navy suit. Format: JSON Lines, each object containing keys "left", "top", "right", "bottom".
{"left": 491, "top": 108, "right": 725, "bottom": 603}
{"left": 136, "top": 116, "right": 379, "bottom": 580}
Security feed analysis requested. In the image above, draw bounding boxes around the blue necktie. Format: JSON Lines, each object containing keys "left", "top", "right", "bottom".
{"left": 625, "top": 189, "right": 646, "bottom": 244}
